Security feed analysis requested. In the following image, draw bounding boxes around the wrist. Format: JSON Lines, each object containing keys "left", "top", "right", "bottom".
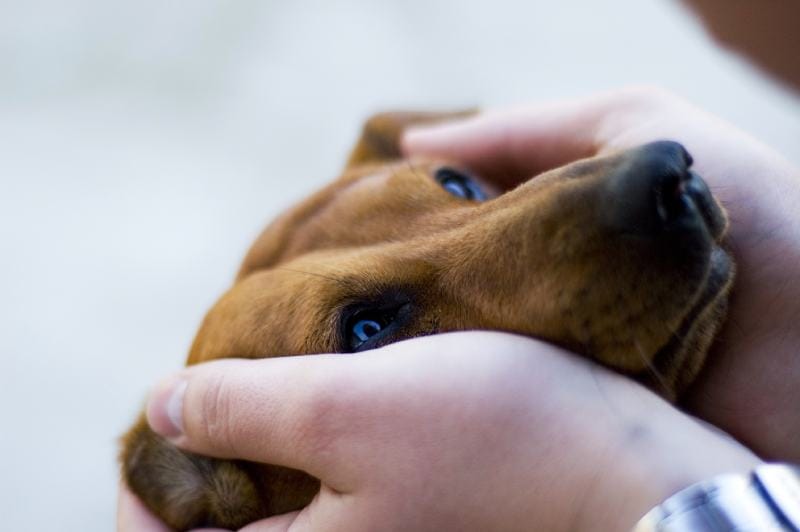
{"left": 633, "top": 463, "right": 800, "bottom": 531}
{"left": 574, "top": 391, "right": 760, "bottom": 531}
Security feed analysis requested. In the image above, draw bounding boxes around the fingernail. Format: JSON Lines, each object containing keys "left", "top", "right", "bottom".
{"left": 400, "top": 127, "right": 422, "bottom": 155}
{"left": 146, "top": 376, "right": 187, "bottom": 439}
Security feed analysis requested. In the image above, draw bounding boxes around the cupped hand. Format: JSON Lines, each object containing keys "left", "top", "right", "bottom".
{"left": 404, "top": 87, "right": 800, "bottom": 460}
{"left": 122, "top": 332, "right": 757, "bottom": 532}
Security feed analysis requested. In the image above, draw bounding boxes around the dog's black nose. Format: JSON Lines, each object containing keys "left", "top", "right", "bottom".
{"left": 602, "top": 141, "right": 722, "bottom": 239}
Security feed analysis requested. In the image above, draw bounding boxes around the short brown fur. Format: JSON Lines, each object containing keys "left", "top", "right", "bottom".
{"left": 121, "top": 112, "right": 733, "bottom": 530}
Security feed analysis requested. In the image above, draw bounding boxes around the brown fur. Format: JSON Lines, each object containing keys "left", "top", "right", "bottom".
{"left": 121, "top": 111, "right": 733, "bottom": 530}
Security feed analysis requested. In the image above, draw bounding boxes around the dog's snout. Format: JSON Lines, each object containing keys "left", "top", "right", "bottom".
{"left": 602, "top": 141, "right": 722, "bottom": 240}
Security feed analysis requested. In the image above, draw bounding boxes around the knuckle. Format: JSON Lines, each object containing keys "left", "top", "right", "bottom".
{"left": 292, "top": 370, "right": 356, "bottom": 459}
{"left": 594, "top": 85, "right": 681, "bottom": 147}
{"left": 198, "top": 371, "right": 238, "bottom": 456}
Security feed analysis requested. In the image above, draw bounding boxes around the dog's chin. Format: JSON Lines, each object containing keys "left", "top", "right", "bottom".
{"left": 643, "top": 246, "right": 734, "bottom": 399}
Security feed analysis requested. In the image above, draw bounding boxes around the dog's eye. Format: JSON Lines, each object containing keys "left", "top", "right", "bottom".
{"left": 342, "top": 298, "right": 414, "bottom": 352}
{"left": 435, "top": 167, "right": 486, "bottom": 201}
{"left": 353, "top": 318, "right": 383, "bottom": 343}
{"left": 346, "top": 310, "right": 396, "bottom": 351}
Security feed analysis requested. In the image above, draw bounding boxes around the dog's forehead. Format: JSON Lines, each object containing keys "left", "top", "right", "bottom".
{"left": 294, "top": 161, "right": 468, "bottom": 244}
{"left": 337, "top": 158, "right": 446, "bottom": 187}
{"left": 239, "top": 159, "right": 472, "bottom": 277}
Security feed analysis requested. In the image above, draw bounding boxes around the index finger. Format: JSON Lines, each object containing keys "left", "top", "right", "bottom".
{"left": 401, "top": 86, "right": 654, "bottom": 187}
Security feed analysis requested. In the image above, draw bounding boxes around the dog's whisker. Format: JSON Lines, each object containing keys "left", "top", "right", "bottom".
{"left": 633, "top": 339, "right": 671, "bottom": 398}
{"left": 587, "top": 359, "right": 625, "bottom": 419}
{"left": 724, "top": 313, "right": 746, "bottom": 338}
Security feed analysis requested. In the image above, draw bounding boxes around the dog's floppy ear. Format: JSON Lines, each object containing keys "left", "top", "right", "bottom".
{"left": 346, "top": 110, "right": 475, "bottom": 168}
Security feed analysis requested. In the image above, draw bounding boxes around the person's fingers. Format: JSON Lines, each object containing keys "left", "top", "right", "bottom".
{"left": 238, "top": 510, "right": 303, "bottom": 531}
{"left": 403, "top": 102, "right": 597, "bottom": 185}
{"left": 401, "top": 86, "right": 665, "bottom": 187}
{"left": 117, "top": 482, "right": 171, "bottom": 532}
{"left": 145, "top": 354, "right": 359, "bottom": 486}
{"left": 144, "top": 333, "right": 555, "bottom": 492}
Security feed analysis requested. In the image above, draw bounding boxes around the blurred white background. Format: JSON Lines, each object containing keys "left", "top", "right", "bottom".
{"left": 1, "top": 1, "right": 798, "bottom": 530}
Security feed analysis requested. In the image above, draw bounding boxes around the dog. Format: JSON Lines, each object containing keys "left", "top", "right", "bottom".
{"left": 121, "top": 111, "right": 733, "bottom": 530}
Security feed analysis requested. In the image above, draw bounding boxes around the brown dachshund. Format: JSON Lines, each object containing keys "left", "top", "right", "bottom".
{"left": 121, "top": 112, "right": 733, "bottom": 530}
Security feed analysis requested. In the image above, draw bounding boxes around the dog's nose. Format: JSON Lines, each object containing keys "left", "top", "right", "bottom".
{"left": 602, "top": 141, "right": 722, "bottom": 239}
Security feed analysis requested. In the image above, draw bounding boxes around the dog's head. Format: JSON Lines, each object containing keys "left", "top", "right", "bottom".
{"left": 188, "top": 112, "right": 733, "bottom": 397}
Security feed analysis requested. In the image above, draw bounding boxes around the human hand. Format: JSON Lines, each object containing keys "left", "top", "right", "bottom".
{"left": 120, "top": 332, "right": 758, "bottom": 532}
{"left": 118, "top": 481, "right": 171, "bottom": 532}
{"left": 403, "top": 87, "right": 800, "bottom": 460}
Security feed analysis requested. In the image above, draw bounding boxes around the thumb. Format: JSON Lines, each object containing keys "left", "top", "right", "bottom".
{"left": 145, "top": 355, "right": 354, "bottom": 483}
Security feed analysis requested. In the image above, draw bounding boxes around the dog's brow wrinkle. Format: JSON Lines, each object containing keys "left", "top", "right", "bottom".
{"left": 406, "top": 161, "right": 430, "bottom": 183}
{"left": 272, "top": 267, "right": 349, "bottom": 288}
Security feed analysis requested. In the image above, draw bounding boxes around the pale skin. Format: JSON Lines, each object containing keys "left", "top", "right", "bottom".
{"left": 118, "top": 88, "right": 799, "bottom": 531}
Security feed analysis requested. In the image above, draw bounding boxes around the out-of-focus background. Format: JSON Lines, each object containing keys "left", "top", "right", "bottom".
{"left": 1, "top": 1, "right": 798, "bottom": 530}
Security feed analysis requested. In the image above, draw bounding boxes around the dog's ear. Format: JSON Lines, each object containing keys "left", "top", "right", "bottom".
{"left": 346, "top": 110, "right": 475, "bottom": 168}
